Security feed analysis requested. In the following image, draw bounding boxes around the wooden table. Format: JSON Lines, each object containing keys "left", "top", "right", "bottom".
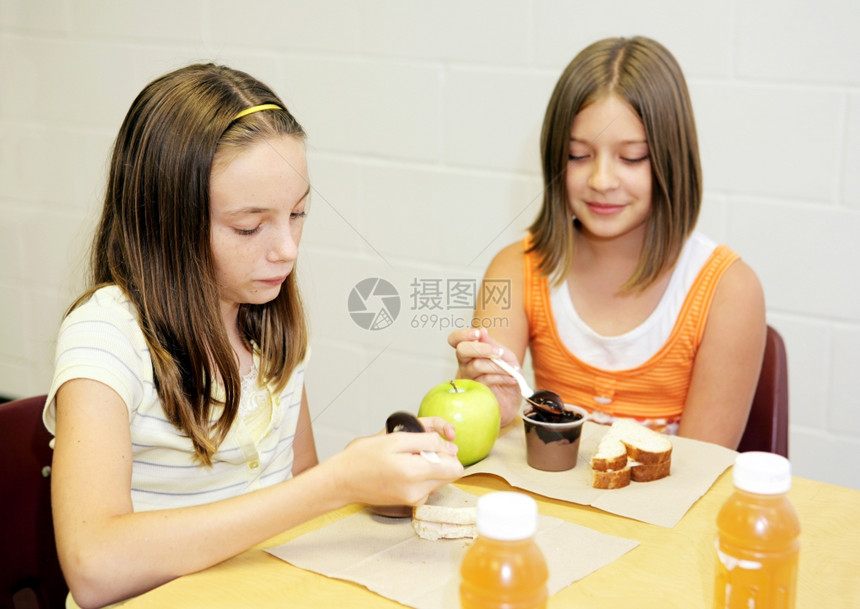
{"left": 120, "top": 471, "right": 860, "bottom": 609}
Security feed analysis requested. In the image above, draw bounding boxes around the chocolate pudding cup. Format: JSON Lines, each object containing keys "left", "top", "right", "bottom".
{"left": 521, "top": 404, "right": 588, "bottom": 472}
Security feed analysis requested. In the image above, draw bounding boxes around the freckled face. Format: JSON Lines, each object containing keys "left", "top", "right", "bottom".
{"left": 209, "top": 135, "right": 309, "bottom": 311}
{"left": 566, "top": 94, "right": 653, "bottom": 241}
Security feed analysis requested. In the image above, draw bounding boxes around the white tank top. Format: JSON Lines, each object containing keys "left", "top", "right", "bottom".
{"left": 549, "top": 231, "right": 717, "bottom": 371}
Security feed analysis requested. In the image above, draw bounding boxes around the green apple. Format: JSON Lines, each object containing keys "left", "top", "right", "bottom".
{"left": 417, "top": 379, "right": 500, "bottom": 466}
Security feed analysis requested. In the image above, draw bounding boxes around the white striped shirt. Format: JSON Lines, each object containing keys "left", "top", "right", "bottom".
{"left": 44, "top": 285, "right": 306, "bottom": 512}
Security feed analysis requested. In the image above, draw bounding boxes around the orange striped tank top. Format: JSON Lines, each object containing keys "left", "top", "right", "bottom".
{"left": 524, "top": 239, "right": 739, "bottom": 431}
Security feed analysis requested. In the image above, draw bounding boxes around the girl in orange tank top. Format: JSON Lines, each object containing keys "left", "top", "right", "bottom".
{"left": 448, "top": 36, "right": 766, "bottom": 449}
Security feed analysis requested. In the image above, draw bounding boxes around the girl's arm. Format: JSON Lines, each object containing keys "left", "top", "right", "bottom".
{"left": 677, "top": 260, "right": 767, "bottom": 448}
{"left": 53, "top": 378, "right": 462, "bottom": 609}
{"left": 291, "top": 388, "right": 318, "bottom": 476}
{"left": 448, "top": 242, "right": 530, "bottom": 426}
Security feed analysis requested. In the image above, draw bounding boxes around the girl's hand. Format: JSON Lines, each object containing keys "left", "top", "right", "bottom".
{"left": 447, "top": 328, "right": 523, "bottom": 426}
{"left": 418, "top": 415, "right": 456, "bottom": 441}
{"left": 335, "top": 430, "right": 463, "bottom": 508}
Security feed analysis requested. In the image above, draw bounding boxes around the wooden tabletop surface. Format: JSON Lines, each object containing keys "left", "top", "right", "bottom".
{"left": 116, "top": 467, "right": 860, "bottom": 609}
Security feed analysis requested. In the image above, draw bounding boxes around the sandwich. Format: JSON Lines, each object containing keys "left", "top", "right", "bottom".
{"left": 411, "top": 485, "right": 478, "bottom": 541}
{"left": 412, "top": 504, "right": 478, "bottom": 540}
{"left": 590, "top": 419, "right": 672, "bottom": 489}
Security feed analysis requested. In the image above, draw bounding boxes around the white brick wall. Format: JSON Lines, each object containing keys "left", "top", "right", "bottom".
{"left": 1, "top": 0, "right": 858, "bottom": 489}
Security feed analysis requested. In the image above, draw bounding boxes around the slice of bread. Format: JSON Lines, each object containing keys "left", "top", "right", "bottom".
{"left": 412, "top": 518, "right": 477, "bottom": 541}
{"left": 591, "top": 464, "right": 632, "bottom": 489}
{"left": 590, "top": 420, "right": 672, "bottom": 489}
{"left": 631, "top": 459, "right": 671, "bottom": 483}
{"left": 412, "top": 485, "right": 478, "bottom": 541}
{"left": 612, "top": 419, "right": 673, "bottom": 465}
{"left": 413, "top": 503, "right": 478, "bottom": 526}
{"left": 590, "top": 433, "right": 629, "bottom": 471}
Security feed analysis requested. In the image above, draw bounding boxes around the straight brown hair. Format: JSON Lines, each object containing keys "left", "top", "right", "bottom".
{"left": 529, "top": 36, "right": 702, "bottom": 289}
{"left": 72, "top": 64, "right": 308, "bottom": 464}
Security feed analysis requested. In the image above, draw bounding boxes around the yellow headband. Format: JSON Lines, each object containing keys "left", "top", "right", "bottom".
{"left": 233, "top": 103, "right": 283, "bottom": 121}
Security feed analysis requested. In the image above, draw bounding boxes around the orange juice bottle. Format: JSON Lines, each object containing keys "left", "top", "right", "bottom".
{"left": 714, "top": 452, "right": 800, "bottom": 609}
{"left": 460, "top": 492, "right": 548, "bottom": 609}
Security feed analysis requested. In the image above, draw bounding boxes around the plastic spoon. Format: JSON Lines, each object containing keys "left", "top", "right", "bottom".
{"left": 490, "top": 357, "right": 565, "bottom": 416}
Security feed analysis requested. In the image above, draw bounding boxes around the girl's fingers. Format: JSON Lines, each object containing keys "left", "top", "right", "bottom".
{"left": 455, "top": 339, "right": 503, "bottom": 363}
{"left": 417, "top": 416, "right": 457, "bottom": 440}
{"left": 389, "top": 429, "right": 459, "bottom": 457}
{"left": 447, "top": 328, "right": 482, "bottom": 348}
{"left": 474, "top": 372, "right": 519, "bottom": 387}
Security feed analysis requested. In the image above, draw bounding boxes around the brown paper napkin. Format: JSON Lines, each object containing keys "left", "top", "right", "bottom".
{"left": 266, "top": 487, "right": 638, "bottom": 609}
{"left": 464, "top": 421, "right": 736, "bottom": 528}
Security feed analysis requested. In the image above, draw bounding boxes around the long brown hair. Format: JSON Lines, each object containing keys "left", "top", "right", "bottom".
{"left": 529, "top": 36, "right": 702, "bottom": 289}
{"left": 73, "top": 64, "right": 308, "bottom": 464}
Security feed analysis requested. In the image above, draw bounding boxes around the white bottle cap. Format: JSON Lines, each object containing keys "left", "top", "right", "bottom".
{"left": 733, "top": 451, "right": 792, "bottom": 494}
{"left": 476, "top": 491, "right": 538, "bottom": 540}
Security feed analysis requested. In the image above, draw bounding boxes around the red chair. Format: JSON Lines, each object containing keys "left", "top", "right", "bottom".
{"left": 737, "top": 326, "right": 789, "bottom": 457}
{"left": 0, "top": 395, "right": 68, "bottom": 609}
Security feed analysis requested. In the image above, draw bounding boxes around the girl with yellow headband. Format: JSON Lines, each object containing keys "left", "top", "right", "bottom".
{"left": 44, "top": 64, "right": 463, "bottom": 608}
